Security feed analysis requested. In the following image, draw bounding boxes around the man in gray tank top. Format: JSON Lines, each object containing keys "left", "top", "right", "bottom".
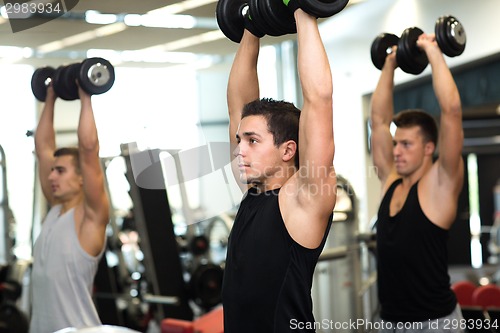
{"left": 31, "top": 82, "right": 110, "bottom": 332}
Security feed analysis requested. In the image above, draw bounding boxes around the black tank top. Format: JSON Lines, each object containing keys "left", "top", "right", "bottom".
{"left": 222, "top": 187, "right": 332, "bottom": 333}
{"left": 376, "top": 179, "right": 456, "bottom": 322}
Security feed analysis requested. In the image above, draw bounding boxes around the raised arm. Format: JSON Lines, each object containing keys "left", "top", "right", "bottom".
{"left": 369, "top": 49, "right": 398, "bottom": 187}
{"left": 418, "top": 33, "right": 464, "bottom": 187}
{"left": 294, "top": 10, "right": 336, "bottom": 217}
{"left": 77, "top": 85, "right": 110, "bottom": 255}
{"left": 227, "top": 30, "right": 260, "bottom": 186}
{"left": 34, "top": 85, "right": 57, "bottom": 205}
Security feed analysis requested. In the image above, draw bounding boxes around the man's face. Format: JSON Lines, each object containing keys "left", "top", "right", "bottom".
{"left": 234, "top": 115, "right": 283, "bottom": 185}
{"left": 48, "top": 155, "right": 82, "bottom": 200}
{"left": 393, "top": 126, "right": 430, "bottom": 176}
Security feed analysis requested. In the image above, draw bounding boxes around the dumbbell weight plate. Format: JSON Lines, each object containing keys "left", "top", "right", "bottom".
{"left": 259, "top": 0, "right": 296, "bottom": 36}
{"left": 435, "top": 16, "right": 452, "bottom": 56}
{"left": 397, "top": 27, "right": 428, "bottom": 75}
{"left": 248, "top": 0, "right": 280, "bottom": 36}
{"left": 79, "top": 57, "right": 115, "bottom": 95}
{"left": 31, "top": 66, "right": 55, "bottom": 102}
{"left": 371, "top": 33, "right": 399, "bottom": 71}
{"left": 53, "top": 65, "right": 78, "bottom": 101}
{"left": 297, "top": 0, "right": 349, "bottom": 18}
{"left": 189, "top": 263, "right": 224, "bottom": 309}
{"left": 435, "top": 15, "right": 466, "bottom": 57}
{"left": 61, "top": 63, "right": 80, "bottom": 100}
{"left": 216, "top": 0, "right": 247, "bottom": 43}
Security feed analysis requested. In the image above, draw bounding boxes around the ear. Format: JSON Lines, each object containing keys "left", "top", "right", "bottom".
{"left": 281, "top": 140, "right": 297, "bottom": 163}
{"left": 424, "top": 141, "right": 435, "bottom": 156}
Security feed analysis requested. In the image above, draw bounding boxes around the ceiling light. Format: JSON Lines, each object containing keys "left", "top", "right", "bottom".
{"left": 94, "top": 22, "right": 127, "bottom": 37}
{"left": 85, "top": 10, "right": 118, "bottom": 25}
{"left": 87, "top": 49, "right": 122, "bottom": 64}
{"left": 121, "top": 51, "right": 199, "bottom": 64}
{"left": 143, "top": 30, "right": 225, "bottom": 52}
{"left": 0, "top": 6, "right": 7, "bottom": 19}
{"left": 148, "top": 0, "right": 218, "bottom": 15}
{"left": 22, "top": 47, "right": 33, "bottom": 58}
{"left": 123, "top": 14, "right": 141, "bottom": 27}
{"left": 37, "top": 23, "right": 127, "bottom": 53}
{"left": 0, "top": 46, "right": 23, "bottom": 56}
{"left": 139, "top": 14, "right": 196, "bottom": 29}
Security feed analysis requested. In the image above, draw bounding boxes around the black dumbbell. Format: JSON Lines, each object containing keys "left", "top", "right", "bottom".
{"left": 31, "top": 57, "right": 115, "bottom": 102}
{"left": 371, "top": 15, "right": 466, "bottom": 75}
{"left": 371, "top": 29, "right": 427, "bottom": 74}
{"left": 216, "top": 0, "right": 350, "bottom": 43}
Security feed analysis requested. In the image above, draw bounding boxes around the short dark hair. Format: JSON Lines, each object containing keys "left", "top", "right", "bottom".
{"left": 54, "top": 147, "right": 81, "bottom": 174}
{"left": 242, "top": 98, "right": 301, "bottom": 168}
{"left": 393, "top": 109, "right": 438, "bottom": 146}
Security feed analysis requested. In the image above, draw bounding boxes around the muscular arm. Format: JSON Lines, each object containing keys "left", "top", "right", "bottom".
{"left": 227, "top": 30, "right": 260, "bottom": 187}
{"left": 369, "top": 50, "right": 398, "bottom": 188}
{"left": 418, "top": 34, "right": 464, "bottom": 229}
{"left": 34, "top": 86, "right": 57, "bottom": 205}
{"left": 294, "top": 9, "right": 336, "bottom": 221}
{"left": 77, "top": 86, "right": 110, "bottom": 255}
{"left": 419, "top": 34, "right": 464, "bottom": 185}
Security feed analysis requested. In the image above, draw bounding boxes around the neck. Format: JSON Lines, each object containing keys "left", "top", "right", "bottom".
{"left": 251, "top": 181, "right": 282, "bottom": 194}
{"left": 400, "top": 160, "right": 433, "bottom": 187}
{"left": 59, "top": 193, "right": 83, "bottom": 215}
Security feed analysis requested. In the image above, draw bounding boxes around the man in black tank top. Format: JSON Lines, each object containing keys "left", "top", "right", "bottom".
{"left": 370, "top": 29, "right": 465, "bottom": 331}
{"left": 222, "top": 5, "right": 340, "bottom": 333}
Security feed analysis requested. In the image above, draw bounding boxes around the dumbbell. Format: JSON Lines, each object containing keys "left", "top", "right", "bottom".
{"left": 31, "top": 57, "right": 115, "bottom": 102}
{"left": 252, "top": 0, "right": 350, "bottom": 35}
{"left": 216, "top": 0, "right": 350, "bottom": 43}
{"left": 371, "top": 15, "right": 466, "bottom": 75}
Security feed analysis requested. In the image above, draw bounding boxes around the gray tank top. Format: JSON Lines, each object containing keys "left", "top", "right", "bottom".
{"left": 30, "top": 205, "right": 104, "bottom": 333}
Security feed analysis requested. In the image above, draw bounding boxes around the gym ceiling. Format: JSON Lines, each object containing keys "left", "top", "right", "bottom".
{"left": 0, "top": 0, "right": 365, "bottom": 69}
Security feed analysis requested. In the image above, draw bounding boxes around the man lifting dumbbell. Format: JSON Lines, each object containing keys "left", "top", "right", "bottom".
{"left": 220, "top": 2, "right": 338, "bottom": 332}
{"left": 30, "top": 81, "right": 110, "bottom": 332}
{"left": 370, "top": 24, "right": 465, "bottom": 332}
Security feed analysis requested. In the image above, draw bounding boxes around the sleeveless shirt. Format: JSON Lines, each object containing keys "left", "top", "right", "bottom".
{"left": 376, "top": 179, "right": 456, "bottom": 322}
{"left": 30, "top": 205, "right": 104, "bottom": 333}
{"left": 222, "top": 187, "right": 332, "bottom": 333}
